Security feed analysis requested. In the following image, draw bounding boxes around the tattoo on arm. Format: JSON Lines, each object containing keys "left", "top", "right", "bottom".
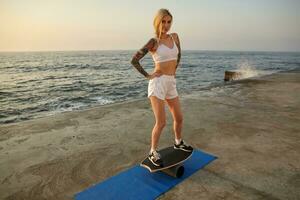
{"left": 175, "top": 33, "right": 181, "bottom": 69}
{"left": 131, "top": 38, "right": 155, "bottom": 78}
{"left": 176, "top": 50, "right": 181, "bottom": 69}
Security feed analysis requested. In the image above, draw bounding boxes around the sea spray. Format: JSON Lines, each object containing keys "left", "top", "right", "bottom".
{"left": 235, "top": 60, "right": 259, "bottom": 79}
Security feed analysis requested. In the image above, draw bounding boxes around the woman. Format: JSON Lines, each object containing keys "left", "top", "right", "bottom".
{"left": 131, "top": 8, "right": 193, "bottom": 167}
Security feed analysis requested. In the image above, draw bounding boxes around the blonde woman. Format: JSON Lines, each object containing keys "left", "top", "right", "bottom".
{"left": 131, "top": 8, "right": 193, "bottom": 167}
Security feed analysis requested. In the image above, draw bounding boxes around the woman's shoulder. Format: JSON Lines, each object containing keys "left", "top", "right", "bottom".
{"left": 170, "top": 32, "right": 179, "bottom": 45}
{"left": 146, "top": 37, "right": 159, "bottom": 52}
{"left": 170, "top": 32, "right": 179, "bottom": 40}
{"left": 141, "top": 37, "right": 157, "bottom": 52}
{"left": 150, "top": 37, "right": 159, "bottom": 44}
{"left": 147, "top": 37, "right": 159, "bottom": 46}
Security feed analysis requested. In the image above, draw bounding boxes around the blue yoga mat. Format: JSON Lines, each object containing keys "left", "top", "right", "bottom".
{"left": 74, "top": 149, "right": 217, "bottom": 200}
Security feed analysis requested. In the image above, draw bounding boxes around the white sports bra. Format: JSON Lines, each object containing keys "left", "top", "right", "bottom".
{"left": 151, "top": 34, "right": 179, "bottom": 64}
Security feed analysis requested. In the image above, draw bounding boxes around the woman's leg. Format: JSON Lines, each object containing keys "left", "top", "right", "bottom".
{"left": 165, "top": 96, "right": 183, "bottom": 141}
{"left": 149, "top": 96, "right": 166, "bottom": 151}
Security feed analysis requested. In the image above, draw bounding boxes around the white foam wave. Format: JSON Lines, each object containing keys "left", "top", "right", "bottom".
{"left": 90, "top": 96, "right": 114, "bottom": 105}
{"left": 235, "top": 61, "right": 259, "bottom": 79}
{"left": 234, "top": 61, "right": 274, "bottom": 80}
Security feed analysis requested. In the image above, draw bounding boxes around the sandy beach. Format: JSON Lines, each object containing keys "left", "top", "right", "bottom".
{"left": 0, "top": 68, "right": 299, "bottom": 200}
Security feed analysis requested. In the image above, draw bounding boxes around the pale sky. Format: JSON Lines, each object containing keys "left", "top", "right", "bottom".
{"left": 0, "top": 0, "right": 299, "bottom": 52}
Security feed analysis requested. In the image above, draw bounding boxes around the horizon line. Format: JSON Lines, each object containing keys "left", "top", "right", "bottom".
{"left": 1, "top": 49, "right": 300, "bottom": 53}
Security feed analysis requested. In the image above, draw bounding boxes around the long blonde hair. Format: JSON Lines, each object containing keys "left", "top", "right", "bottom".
{"left": 153, "top": 8, "right": 173, "bottom": 45}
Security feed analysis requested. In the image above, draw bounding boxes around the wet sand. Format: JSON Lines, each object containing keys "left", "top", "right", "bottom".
{"left": 0, "top": 68, "right": 299, "bottom": 200}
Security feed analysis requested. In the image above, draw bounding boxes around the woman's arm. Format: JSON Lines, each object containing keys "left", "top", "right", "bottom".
{"left": 173, "top": 33, "right": 181, "bottom": 69}
{"left": 131, "top": 38, "right": 156, "bottom": 78}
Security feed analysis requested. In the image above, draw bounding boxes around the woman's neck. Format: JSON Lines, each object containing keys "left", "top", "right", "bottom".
{"left": 160, "top": 33, "right": 169, "bottom": 39}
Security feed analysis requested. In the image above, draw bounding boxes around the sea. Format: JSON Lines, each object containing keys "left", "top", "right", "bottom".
{"left": 0, "top": 50, "right": 299, "bottom": 124}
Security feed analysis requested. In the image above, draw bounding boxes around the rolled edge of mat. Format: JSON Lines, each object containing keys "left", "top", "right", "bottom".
{"left": 161, "top": 164, "right": 185, "bottom": 178}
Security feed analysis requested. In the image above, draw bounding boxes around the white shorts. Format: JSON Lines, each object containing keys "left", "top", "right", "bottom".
{"left": 148, "top": 74, "right": 178, "bottom": 100}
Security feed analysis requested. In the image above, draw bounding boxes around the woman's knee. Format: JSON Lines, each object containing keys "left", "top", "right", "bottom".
{"left": 155, "top": 120, "right": 166, "bottom": 129}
